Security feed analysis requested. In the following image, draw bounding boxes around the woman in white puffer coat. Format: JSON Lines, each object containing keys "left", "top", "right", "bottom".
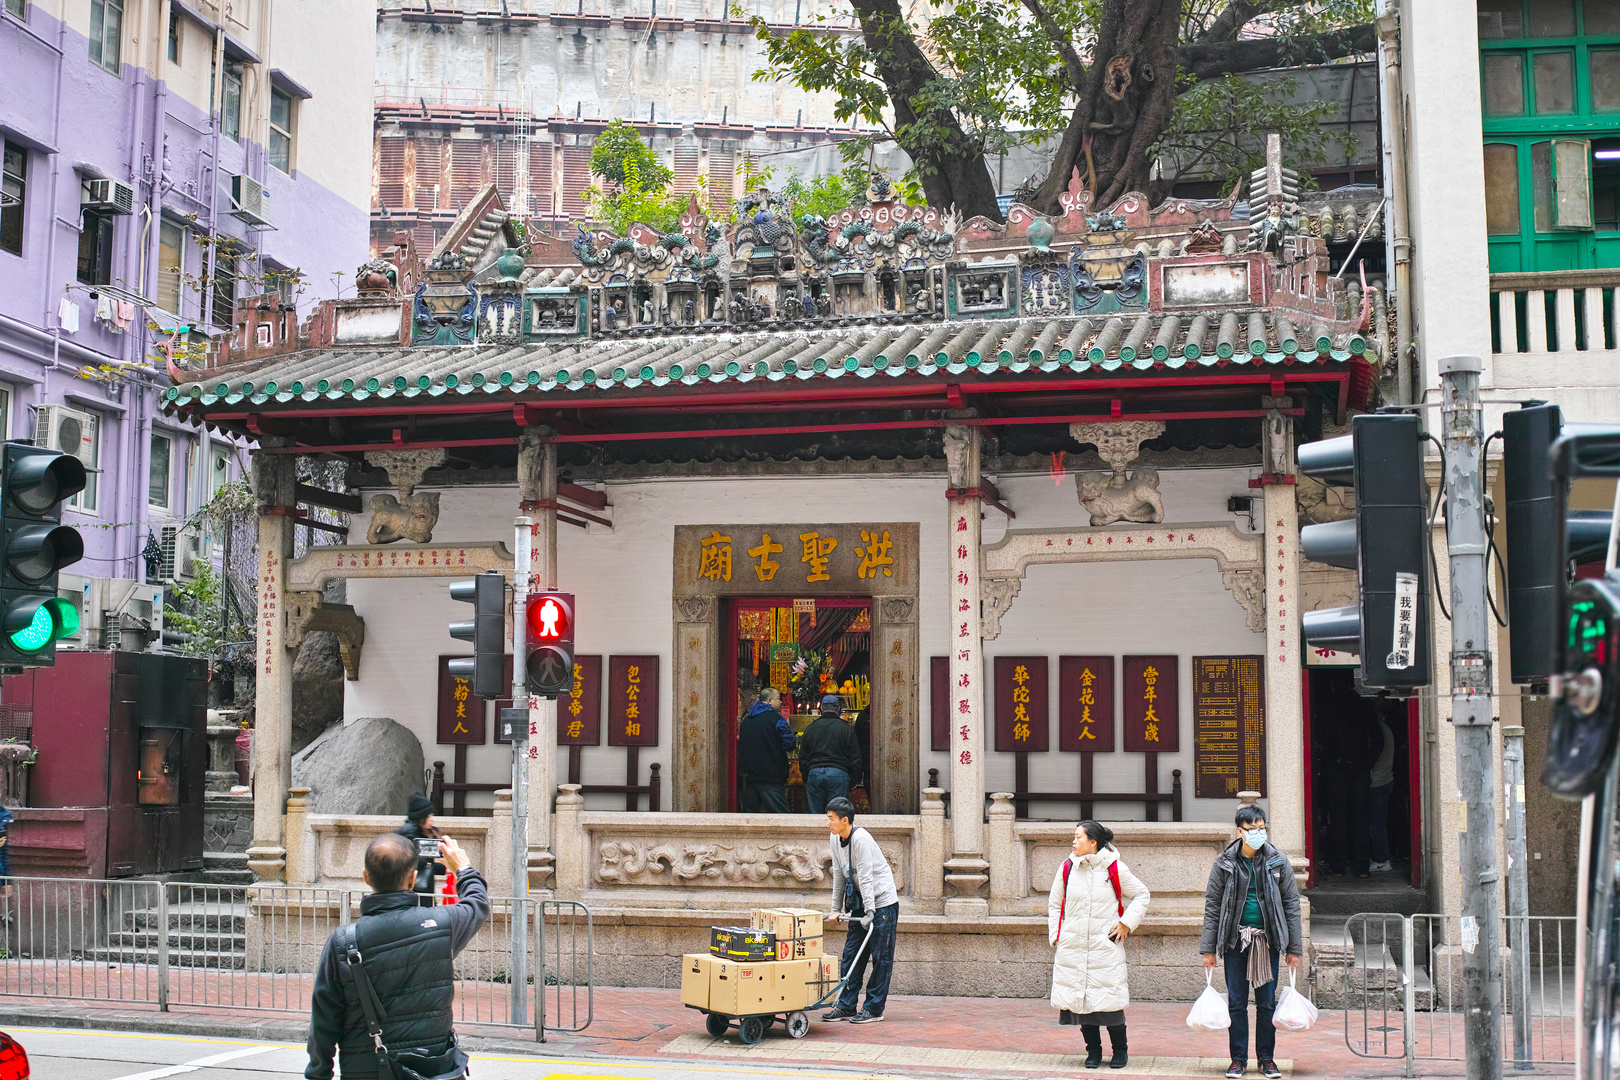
{"left": 1048, "top": 820, "right": 1151, "bottom": 1069}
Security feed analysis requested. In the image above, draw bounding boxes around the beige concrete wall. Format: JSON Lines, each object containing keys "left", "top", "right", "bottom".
{"left": 268, "top": 0, "right": 375, "bottom": 209}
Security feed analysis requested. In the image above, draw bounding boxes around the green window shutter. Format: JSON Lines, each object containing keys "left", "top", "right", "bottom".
{"left": 1552, "top": 138, "right": 1594, "bottom": 229}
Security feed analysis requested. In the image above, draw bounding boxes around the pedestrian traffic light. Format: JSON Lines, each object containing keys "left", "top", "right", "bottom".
{"left": 526, "top": 590, "right": 574, "bottom": 698}
{"left": 1299, "top": 413, "right": 1433, "bottom": 690}
{"left": 1504, "top": 403, "right": 1620, "bottom": 682}
{"left": 0, "top": 443, "right": 85, "bottom": 669}
{"left": 448, "top": 571, "right": 505, "bottom": 699}
{"left": 1544, "top": 576, "right": 1620, "bottom": 798}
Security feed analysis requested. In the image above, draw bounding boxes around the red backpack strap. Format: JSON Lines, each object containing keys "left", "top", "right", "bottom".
{"left": 1056, "top": 858, "right": 1073, "bottom": 939}
{"left": 1108, "top": 860, "right": 1123, "bottom": 916}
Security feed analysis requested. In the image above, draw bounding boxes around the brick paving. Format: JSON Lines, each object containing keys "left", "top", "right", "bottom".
{"left": 0, "top": 971, "right": 1554, "bottom": 1079}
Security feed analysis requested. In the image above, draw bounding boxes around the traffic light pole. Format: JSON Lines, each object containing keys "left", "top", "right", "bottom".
{"left": 509, "top": 515, "right": 531, "bottom": 1026}
{"left": 1439, "top": 353, "right": 1504, "bottom": 1080}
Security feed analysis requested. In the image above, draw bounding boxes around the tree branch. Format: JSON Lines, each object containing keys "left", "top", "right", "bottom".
{"left": 1019, "top": 0, "right": 1087, "bottom": 89}
{"left": 1194, "top": 0, "right": 1306, "bottom": 44}
{"left": 1179, "top": 23, "right": 1377, "bottom": 81}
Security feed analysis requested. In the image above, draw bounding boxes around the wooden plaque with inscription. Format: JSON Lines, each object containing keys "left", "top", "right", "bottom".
{"left": 1192, "top": 655, "right": 1267, "bottom": 798}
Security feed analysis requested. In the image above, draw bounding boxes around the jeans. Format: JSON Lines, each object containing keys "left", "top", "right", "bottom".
{"left": 805, "top": 767, "right": 851, "bottom": 814}
{"left": 740, "top": 780, "right": 789, "bottom": 813}
{"left": 1225, "top": 944, "right": 1281, "bottom": 1063}
{"left": 1368, "top": 783, "right": 1393, "bottom": 864}
{"left": 837, "top": 901, "right": 898, "bottom": 1016}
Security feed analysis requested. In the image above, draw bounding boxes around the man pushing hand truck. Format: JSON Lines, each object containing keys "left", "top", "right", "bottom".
{"left": 822, "top": 796, "right": 899, "bottom": 1025}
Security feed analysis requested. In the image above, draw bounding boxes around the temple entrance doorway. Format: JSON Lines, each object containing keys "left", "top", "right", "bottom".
{"left": 725, "top": 597, "right": 872, "bottom": 813}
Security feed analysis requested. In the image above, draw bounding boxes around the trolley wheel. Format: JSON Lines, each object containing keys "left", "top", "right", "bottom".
{"left": 738, "top": 1016, "right": 766, "bottom": 1045}
{"left": 786, "top": 1011, "right": 811, "bottom": 1039}
{"left": 761, "top": 1015, "right": 775, "bottom": 1029}
{"left": 705, "top": 1012, "right": 730, "bottom": 1037}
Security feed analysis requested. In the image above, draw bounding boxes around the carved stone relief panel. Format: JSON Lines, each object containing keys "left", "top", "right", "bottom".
{"left": 592, "top": 836, "right": 909, "bottom": 890}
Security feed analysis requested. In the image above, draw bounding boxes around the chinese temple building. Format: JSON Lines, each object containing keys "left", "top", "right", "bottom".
{"left": 163, "top": 137, "right": 1387, "bottom": 996}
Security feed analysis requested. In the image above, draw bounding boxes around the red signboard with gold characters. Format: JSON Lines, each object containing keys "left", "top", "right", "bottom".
{"left": 558, "top": 654, "right": 603, "bottom": 747}
{"left": 1123, "top": 655, "right": 1178, "bottom": 753}
{"left": 1058, "top": 656, "right": 1115, "bottom": 752}
{"left": 607, "top": 655, "right": 659, "bottom": 747}
{"left": 436, "top": 655, "right": 486, "bottom": 745}
{"left": 993, "top": 656, "right": 1049, "bottom": 753}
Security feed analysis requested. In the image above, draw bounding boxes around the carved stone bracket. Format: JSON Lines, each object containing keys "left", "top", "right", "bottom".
{"left": 285, "top": 542, "right": 515, "bottom": 592}
{"left": 364, "top": 448, "right": 448, "bottom": 500}
{"left": 285, "top": 591, "right": 367, "bottom": 679}
{"left": 1261, "top": 395, "right": 1295, "bottom": 477}
{"left": 981, "top": 578, "right": 1022, "bottom": 641}
{"left": 879, "top": 596, "right": 916, "bottom": 625}
{"left": 675, "top": 597, "right": 713, "bottom": 623}
{"left": 1069, "top": 420, "right": 1165, "bottom": 476}
{"left": 981, "top": 522, "right": 1264, "bottom": 635}
{"left": 1220, "top": 569, "right": 1267, "bottom": 634}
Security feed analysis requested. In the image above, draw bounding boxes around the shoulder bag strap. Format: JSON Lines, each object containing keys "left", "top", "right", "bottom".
{"left": 1056, "top": 858, "right": 1073, "bottom": 939}
{"left": 342, "top": 923, "right": 391, "bottom": 1057}
{"left": 1108, "top": 860, "right": 1123, "bottom": 916}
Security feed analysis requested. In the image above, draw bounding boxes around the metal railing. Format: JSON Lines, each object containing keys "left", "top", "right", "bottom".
{"left": 0, "top": 876, "right": 591, "bottom": 1038}
{"left": 1342, "top": 911, "right": 1576, "bottom": 1075}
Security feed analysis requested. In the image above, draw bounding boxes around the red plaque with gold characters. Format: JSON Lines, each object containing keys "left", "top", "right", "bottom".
{"left": 993, "top": 656, "right": 1049, "bottom": 753}
{"left": 557, "top": 655, "right": 603, "bottom": 747}
{"left": 607, "top": 655, "right": 659, "bottom": 747}
{"left": 1058, "top": 656, "right": 1115, "bottom": 752}
{"left": 1123, "top": 655, "right": 1178, "bottom": 753}
{"left": 436, "top": 655, "right": 486, "bottom": 745}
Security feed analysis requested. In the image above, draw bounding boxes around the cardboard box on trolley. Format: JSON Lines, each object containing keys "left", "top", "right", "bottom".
{"left": 770, "top": 954, "right": 841, "bottom": 1011}
{"left": 680, "top": 953, "right": 716, "bottom": 1010}
{"left": 708, "top": 957, "right": 773, "bottom": 1015}
{"left": 750, "top": 907, "right": 824, "bottom": 961}
{"left": 682, "top": 952, "right": 841, "bottom": 1015}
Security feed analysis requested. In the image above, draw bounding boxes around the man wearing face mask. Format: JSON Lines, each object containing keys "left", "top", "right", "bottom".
{"left": 1199, "top": 806, "right": 1302, "bottom": 1080}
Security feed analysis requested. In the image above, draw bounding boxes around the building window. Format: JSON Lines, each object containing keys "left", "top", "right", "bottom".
{"left": 223, "top": 63, "right": 243, "bottom": 141}
{"left": 1486, "top": 143, "right": 1524, "bottom": 234}
{"left": 211, "top": 447, "right": 231, "bottom": 497}
{"left": 1, "top": 142, "right": 23, "bottom": 257}
{"left": 89, "top": 0, "right": 123, "bottom": 74}
{"left": 1483, "top": 53, "right": 1527, "bottom": 116}
{"left": 167, "top": 9, "right": 180, "bottom": 64}
{"left": 211, "top": 252, "right": 237, "bottom": 329}
{"left": 4, "top": 0, "right": 25, "bottom": 19}
{"left": 149, "top": 433, "right": 173, "bottom": 511}
{"left": 156, "top": 220, "right": 184, "bottom": 314}
{"left": 59, "top": 411, "right": 100, "bottom": 514}
{"left": 77, "top": 209, "right": 115, "bottom": 287}
{"left": 0, "top": 385, "right": 13, "bottom": 441}
{"left": 269, "top": 89, "right": 295, "bottom": 174}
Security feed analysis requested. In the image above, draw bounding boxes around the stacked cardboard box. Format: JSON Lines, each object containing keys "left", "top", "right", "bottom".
{"left": 680, "top": 908, "right": 840, "bottom": 1015}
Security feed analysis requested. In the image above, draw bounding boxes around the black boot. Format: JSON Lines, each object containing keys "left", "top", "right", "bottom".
{"left": 1082, "top": 1025, "right": 1103, "bottom": 1068}
{"left": 1107, "top": 1024, "right": 1128, "bottom": 1069}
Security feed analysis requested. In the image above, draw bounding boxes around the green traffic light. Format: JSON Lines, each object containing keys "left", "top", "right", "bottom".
{"left": 5, "top": 597, "right": 78, "bottom": 653}
{"left": 51, "top": 598, "right": 78, "bottom": 638}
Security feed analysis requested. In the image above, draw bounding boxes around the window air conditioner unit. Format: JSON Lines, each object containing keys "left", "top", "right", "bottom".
{"left": 83, "top": 178, "right": 136, "bottom": 215}
{"left": 229, "top": 174, "right": 272, "bottom": 228}
{"left": 34, "top": 405, "right": 98, "bottom": 467}
{"left": 158, "top": 525, "right": 202, "bottom": 584}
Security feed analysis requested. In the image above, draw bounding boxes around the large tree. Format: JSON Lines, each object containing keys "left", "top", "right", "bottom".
{"left": 750, "top": 0, "right": 1375, "bottom": 221}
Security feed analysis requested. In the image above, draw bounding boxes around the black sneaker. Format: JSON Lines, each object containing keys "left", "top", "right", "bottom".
{"left": 1260, "top": 1062, "right": 1282, "bottom": 1079}
{"left": 822, "top": 1005, "right": 857, "bottom": 1021}
{"left": 850, "top": 1011, "right": 885, "bottom": 1024}
{"left": 1226, "top": 1063, "right": 1247, "bottom": 1079}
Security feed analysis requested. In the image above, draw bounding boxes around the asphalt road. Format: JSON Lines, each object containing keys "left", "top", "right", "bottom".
{"left": 14, "top": 1027, "right": 900, "bottom": 1080}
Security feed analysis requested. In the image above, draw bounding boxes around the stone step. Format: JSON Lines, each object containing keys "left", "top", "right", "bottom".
{"left": 200, "top": 870, "right": 257, "bottom": 888}
{"left": 106, "top": 930, "right": 247, "bottom": 952}
{"left": 86, "top": 947, "right": 245, "bottom": 970}
{"left": 204, "top": 851, "right": 250, "bottom": 871}
{"left": 125, "top": 903, "right": 247, "bottom": 932}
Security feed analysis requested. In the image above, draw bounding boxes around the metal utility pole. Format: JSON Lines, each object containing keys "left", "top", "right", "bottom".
{"left": 1439, "top": 354, "right": 1503, "bottom": 1080}
{"left": 509, "top": 515, "right": 532, "bottom": 1025}
{"left": 1502, "top": 725, "right": 1531, "bottom": 1071}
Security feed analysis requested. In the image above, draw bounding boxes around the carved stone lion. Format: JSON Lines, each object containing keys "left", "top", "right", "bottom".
{"left": 1077, "top": 470, "right": 1165, "bottom": 526}
{"left": 365, "top": 492, "right": 441, "bottom": 544}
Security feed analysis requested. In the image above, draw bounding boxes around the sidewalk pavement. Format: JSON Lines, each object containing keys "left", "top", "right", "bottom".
{"left": 0, "top": 987, "right": 1493, "bottom": 1080}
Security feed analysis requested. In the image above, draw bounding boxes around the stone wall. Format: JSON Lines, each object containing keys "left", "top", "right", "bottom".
{"left": 205, "top": 793, "right": 255, "bottom": 854}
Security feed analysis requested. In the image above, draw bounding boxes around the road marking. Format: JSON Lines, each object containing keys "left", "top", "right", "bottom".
{"left": 104, "top": 1045, "right": 280, "bottom": 1080}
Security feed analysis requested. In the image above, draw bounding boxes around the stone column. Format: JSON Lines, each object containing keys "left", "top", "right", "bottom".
{"left": 486, "top": 789, "right": 514, "bottom": 898}
{"left": 284, "top": 787, "right": 314, "bottom": 886}
{"left": 553, "top": 784, "right": 587, "bottom": 900}
{"left": 1261, "top": 399, "right": 1306, "bottom": 858}
{"left": 247, "top": 448, "right": 297, "bottom": 883}
{"left": 520, "top": 430, "right": 558, "bottom": 888}
{"left": 943, "top": 423, "right": 989, "bottom": 912}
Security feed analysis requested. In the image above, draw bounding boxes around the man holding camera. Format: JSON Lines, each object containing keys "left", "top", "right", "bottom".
{"left": 305, "top": 832, "right": 489, "bottom": 1080}
{"left": 823, "top": 796, "right": 899, "bottom": 1025}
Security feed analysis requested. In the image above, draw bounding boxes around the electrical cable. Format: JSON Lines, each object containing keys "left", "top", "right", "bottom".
{"left": 1421, "top": 432, "right": 1450, "bottom": 620}
{"left": 1480, "top": 431, "right": 1509, "bottom": 628}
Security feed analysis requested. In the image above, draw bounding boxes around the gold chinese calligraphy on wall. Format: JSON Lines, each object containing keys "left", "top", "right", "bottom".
{"left": 436, "top": 655, "right": 486, "bottom": 745}
{"left": 1123, "top": 655, "right": 1179, "bottom": 753}
{"left": 675, "top": 524, "right": 919, "bottom": 597}
{"left": 608, "top": 655, "right": 660, "bottom": 747}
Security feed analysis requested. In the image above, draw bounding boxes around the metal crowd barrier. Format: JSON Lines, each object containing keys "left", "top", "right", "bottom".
{"left": 0, "top": 876, "right": 592, "bottom": 1037}
{"left": 1342, "top": 911, "right": 1576, "bottom": 1075}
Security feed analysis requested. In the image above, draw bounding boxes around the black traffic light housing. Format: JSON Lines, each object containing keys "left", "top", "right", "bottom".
{"left": 1299, "top": 413, "right": 1433, "bottom": 690}
{"left": 0, "top": 444, "right": 86, "bottom": 669}
{"left": 448, "top": 572, "right": 505, "bottom": 699}
{"left": 526, "top": 590, "right": 575, "bottom": 698}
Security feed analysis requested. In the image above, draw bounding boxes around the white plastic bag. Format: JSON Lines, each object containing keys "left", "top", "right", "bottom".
{"left": 1186, "top": 969, "right": 1231, "bottom": 1032}
{"left": 1273, "top": 969, "right": 1320, "bottom": 1032}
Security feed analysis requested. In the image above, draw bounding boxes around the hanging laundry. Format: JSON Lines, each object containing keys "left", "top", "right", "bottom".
{"left": 113, "top": 300, "right": 135, "bottom": 331}
{"left": 93, "top": 294, "right": 116, "bottom": 328}
{"left": 56, "top": 297, "right": 80, "bottom": 334}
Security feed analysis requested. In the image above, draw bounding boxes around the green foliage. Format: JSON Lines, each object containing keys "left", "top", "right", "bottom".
{"left": 165, "top": 561, "right": 229, "bottom": 660}
{"left": 581, "top": 120, "right": 698, "bottom": 234}
{"left": 777, "top": 165, "right": 922, "bottom": 219}
{"left": 1152, "top": 74, "right": 1359, "bottom": 196}
{"left": 588, "top": 120, "right": 675, "bottom": 192}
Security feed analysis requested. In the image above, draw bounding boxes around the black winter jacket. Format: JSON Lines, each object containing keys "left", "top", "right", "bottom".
{"left": 305, "top": 869, "right": 490, "bottom": 1079}
{"left": 1198, "top": 840, "right": 1303, "bottom": 958}
{"left": 800, "top": 712, "right": 862, "bottom": 780}
{"left": 737, "top": 701, "right": 791, "bottom": 784}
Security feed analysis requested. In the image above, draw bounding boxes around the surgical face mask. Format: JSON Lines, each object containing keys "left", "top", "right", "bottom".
{"left": 1243, "top": 827, "right": 1268, "bottom": 849}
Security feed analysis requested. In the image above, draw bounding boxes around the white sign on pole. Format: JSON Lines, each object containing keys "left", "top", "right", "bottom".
{"left": 1387, "top": 571, "right": 1419, "bottom": 669}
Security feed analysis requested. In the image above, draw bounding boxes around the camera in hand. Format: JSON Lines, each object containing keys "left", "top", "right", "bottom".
{"left": 417, "top": 837, "right": 440, "bottom": 859}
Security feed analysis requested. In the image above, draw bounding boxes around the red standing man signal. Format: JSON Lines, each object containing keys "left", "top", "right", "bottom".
{"left": 526, "top": 591, "right": 576, "bottom": 698}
